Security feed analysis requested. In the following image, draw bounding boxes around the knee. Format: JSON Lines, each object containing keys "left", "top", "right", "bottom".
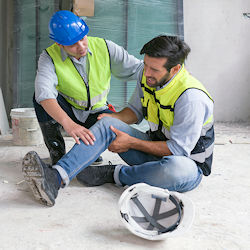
{"left": 96, "top": 117, "right": 115, "bottom": 131}
{"left": 98, "top": 116, "right": 114, "bottom": 125}
{"left": 159, "top": 156, "right": 197, "bottom": 180}
{"left": 97, "top": 116, "right": 124, "bottom": 130}
{"left": 91, "top": 117, "right": 117, "bottom": 139}
{"left": 159, "top": 156, "right": 180, "bottom": 174}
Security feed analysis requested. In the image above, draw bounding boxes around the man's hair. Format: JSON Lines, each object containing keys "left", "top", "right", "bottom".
{"left": 140, "top": 35, "right": 191, "bottom": 71}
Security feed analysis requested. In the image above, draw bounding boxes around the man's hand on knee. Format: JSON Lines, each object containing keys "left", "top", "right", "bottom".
{"left": 63, "top": 121, "right": 96, "bottom": 145}
{"left": 108, "top": 126, "right": 132, "bottom": 153}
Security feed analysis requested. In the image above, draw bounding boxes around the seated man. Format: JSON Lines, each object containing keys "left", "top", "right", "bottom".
{"left": 22, "top": 35, "right": 214, "bottom": 207}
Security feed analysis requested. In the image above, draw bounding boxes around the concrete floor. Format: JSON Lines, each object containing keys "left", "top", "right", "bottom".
{"left": 0, "top": 122, "right": 250, "bottom": 250}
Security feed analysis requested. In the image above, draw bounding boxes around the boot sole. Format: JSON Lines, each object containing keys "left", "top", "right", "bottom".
{"left": 22, "top": 151, "right": 55, "bottom": 207}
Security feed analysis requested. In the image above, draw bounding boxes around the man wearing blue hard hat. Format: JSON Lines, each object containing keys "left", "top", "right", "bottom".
{"left": 33, "top": 10, "right": 143, "bottom": 166}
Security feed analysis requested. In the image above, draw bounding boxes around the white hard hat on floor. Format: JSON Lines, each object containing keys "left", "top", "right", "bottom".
{"left": 118, "top": 183, "right": 195, "bottom": 240}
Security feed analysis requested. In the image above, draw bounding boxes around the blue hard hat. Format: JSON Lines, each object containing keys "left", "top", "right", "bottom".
{"left": 49, "top": 10, "right": 89, "bottom": 46}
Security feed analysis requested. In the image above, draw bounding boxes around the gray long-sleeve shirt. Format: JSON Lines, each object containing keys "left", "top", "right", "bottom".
{"left": 35, "top": 39, "right": 143, "bottom": 123}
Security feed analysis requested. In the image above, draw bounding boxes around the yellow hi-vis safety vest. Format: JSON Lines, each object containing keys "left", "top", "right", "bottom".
{"left": 46, "top": 37, "right": 111, "bottom": 110}
{"left": 141, "top": 66, "right": 214, "bottom": 176}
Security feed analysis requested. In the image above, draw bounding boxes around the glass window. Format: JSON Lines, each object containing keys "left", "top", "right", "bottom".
{"left": 14, "top": 0, "right": 183, "bottom": 110}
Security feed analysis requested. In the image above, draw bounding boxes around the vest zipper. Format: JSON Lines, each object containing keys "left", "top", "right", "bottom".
{"left": 70, "top": 59, "right": 91, "bottom": 110}
{"left": 86, "top": 84, "right": 91, "bottom": 110}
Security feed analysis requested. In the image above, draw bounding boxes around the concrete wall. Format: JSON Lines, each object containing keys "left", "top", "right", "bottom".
{"left": 184, "top": 0, "right": 250, "bottom": 122}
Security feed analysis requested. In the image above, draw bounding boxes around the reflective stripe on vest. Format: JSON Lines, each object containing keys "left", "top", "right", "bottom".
{"left": 190, "top": 142, "right": 214, "bottom": 163}
{"left": 46, "top": 37, "right": 111, "bottom": 110}
{"left": 59, "top": 87, "right": 110, "bottom": 108}
{"left": 141, "top": 66, "right": 214, "bottom": 176}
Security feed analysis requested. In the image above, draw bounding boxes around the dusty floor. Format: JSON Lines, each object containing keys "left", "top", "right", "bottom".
{"left": 0, "top": 122, "right": 250, "bottom": 250}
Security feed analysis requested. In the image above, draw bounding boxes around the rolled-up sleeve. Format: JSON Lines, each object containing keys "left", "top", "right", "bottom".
{"left": 35, "top": 50, "right": 59, "bottom": 104}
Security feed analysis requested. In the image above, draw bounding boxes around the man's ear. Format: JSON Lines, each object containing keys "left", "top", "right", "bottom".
{"left": 170, "top": 64, "right": 181, "bottom": 75}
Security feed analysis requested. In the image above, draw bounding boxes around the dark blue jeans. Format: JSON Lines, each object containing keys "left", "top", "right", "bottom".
{"left": 33, "top": 94, "right": 113, "bottom": 128}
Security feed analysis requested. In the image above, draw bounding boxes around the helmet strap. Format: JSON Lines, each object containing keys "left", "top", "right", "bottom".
{"left": 131, "top": 194, "right": 183, "bottom": 234}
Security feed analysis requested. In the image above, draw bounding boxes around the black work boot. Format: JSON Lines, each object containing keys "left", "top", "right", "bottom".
{"left": 39, "top": 120, "right": 66, "bottom": 165}
{"left": 76, "top": 162, "right": 116, "bottom": 186}
{"left": 22, "top": 151, "right": 61, "bottom": 206}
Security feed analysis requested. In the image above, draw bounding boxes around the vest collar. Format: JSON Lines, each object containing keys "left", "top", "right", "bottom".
{"left": 156, "top": 65, "right": 184, "bottom": 91}
{"left": 60, "top": 47, "right": 92, "bottom": 62}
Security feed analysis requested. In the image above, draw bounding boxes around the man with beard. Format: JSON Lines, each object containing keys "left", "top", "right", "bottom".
{"left": 22, "top": 35, "right": 214, "bottom": 207}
